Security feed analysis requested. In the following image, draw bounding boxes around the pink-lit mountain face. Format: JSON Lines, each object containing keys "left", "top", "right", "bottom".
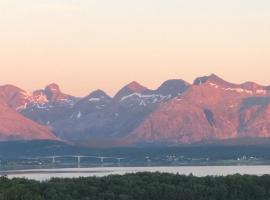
{"left": 20, "top": 83, "right": 79, "bottom": 125}
{"left": 0, "top": 83, "right": 76, "bottom": 141}
{"left": 1, "top": 74, "right": 270, "bottom": 146}
{"left": 0, "top": 95, "right": 57, "bottom": 141}
{"left": 128, "top": 74, "right": 270, "bottom": 145}
{"left": 0, "top": 83, "right": 77, "bottom": 111}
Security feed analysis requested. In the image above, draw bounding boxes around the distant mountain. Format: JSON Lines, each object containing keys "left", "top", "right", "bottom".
{"left": 49, "top": 80, "right": 190, "bottom": 143}
{"left": 0, "top": 96, "right": 57, "bottom": 141}
{"left": 1, "top": 74, "right": 270, "bottom": 146}
{"left": 156, "top": 79, "right": 190, "bottom": 96}
{"left": 128, "top": 74, "right": 270, "bottom": 145}
{"left": 21, "top": 83, "right": 79, "bottom": 125}
{"left": 0, "top": 84, "right": 33, "bottom": 110}
{"left": 0, "top": 83, "right": 75, "bottom": 142}
{"left": 113, "top": 81, "right": 149, "bottom": 101}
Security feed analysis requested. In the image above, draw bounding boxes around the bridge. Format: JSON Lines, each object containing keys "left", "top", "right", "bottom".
{"left": 21, "top": 155, "right": 126, "bottom": 168}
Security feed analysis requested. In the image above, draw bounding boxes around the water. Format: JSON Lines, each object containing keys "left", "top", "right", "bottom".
{"left": 5, "top": 165, "right": 270, "bottom": 181}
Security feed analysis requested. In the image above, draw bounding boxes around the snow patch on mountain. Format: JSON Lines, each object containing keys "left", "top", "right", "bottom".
{"left": 256, "top": 90, "right": 267, "bottom": 95}
{"left": 77, "top": 111, "right": 82, "bottom": 119}
{"left": 88, "top": 98, "right": 101, "bottom": 102}
{"left": 209, "top": 83, "right": 219, "bottom": 89}
{"left": 120, "top": 93, "right": 171, "bottom": 103}
{"left": 208, "top": 82, "right": 268, "bottom": 95}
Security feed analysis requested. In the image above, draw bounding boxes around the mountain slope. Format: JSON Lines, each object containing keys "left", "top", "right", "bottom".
{"left": 0, "top": 85, "right": 32, "bottom": 110}
{"left": 2, "top": 75, "right": 270, "bottom": 146}
{"left": 0, "top": 97, "right": 57, "bottom": 141}
{"left": 21, "top": 83, "right": 79, "bottom": 125}
{"left": 50, "top": 80, "right": 190, "bottom": 142}
{"left": 128, "top": 74, "right": 270, "bottom": 145}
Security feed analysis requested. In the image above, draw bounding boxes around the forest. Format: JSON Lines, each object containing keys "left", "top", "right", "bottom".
{"left": 0, "top": 172, "right": 270, "bottom": 200}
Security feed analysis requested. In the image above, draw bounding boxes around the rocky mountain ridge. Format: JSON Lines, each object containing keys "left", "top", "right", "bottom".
{"left": 1, "top": 74, "right": 270, "bottom": 146}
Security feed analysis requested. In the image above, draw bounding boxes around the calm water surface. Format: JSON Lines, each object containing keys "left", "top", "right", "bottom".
{"left": 5, "top": 165, "right": 270, "bottom": 181}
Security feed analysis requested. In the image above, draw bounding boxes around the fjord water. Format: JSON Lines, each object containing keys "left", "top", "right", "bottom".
{"left": 7, "top": 165, "right": 270, "bottom": 181}
{"left": 3, "top": 143, "right": 270, "bottom": 181}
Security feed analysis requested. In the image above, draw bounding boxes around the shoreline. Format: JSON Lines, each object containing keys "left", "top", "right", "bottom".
{"left": 3, "top": 165, "right": 270, "bottom": 181}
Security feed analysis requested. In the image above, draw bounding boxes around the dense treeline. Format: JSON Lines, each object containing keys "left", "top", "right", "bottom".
{"left": 1, "top": 173, "right": 270, "bottom": 200}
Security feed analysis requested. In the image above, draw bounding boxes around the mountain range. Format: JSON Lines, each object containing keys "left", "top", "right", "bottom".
{"left": 1, "top": 74, "right": 270, "bottom": 147}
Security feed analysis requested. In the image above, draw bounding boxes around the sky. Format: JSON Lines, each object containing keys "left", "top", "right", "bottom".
{"left": 0, "top": 0, "right": 270, "bottom": 96}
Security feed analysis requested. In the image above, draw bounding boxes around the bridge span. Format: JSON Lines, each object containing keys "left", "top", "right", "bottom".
{"left": 23, "top": 155, "right": 126, "bottom": 168}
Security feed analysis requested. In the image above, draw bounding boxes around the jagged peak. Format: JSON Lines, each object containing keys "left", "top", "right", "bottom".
{"left": 158, "top": 79, "right": 190, "bottom": 89}
{"left": 241, "top": 81, "right": 265, "bottom": 90}
{"left": 125, "top": 81, "right": 148, "bottom": 93}
{"left": 32, "top": 89, "right": 44, "bottom": 96}
{"left": 43, "top": 83, "right": 71, "bottom": 102}
{"left": 156, "top": 79, "right": 190, "bottom": 96}
{"left": 193, "top": 74, "right": 233, "bottom": 87}
{"left": 113, "top": 81, "right": 149, "bottom": 100}
{"left": 88, "top": 89, "right": 111, "bottom": 99}
{"left": 0, "top": 84, "right": 25, "bottom": 93}
{"left": 207, "top": 73, "right": 224, "bottom": 81}
{"left": 45, "top": 83, "right": 61, "bottom": 93}
{"left": 0, "top": 84, "right": 29, "bottom": 110}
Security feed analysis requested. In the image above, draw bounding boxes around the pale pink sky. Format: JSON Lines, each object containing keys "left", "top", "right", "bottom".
{"left": 0, "top": 0, "right": 270, "bottom": 96}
